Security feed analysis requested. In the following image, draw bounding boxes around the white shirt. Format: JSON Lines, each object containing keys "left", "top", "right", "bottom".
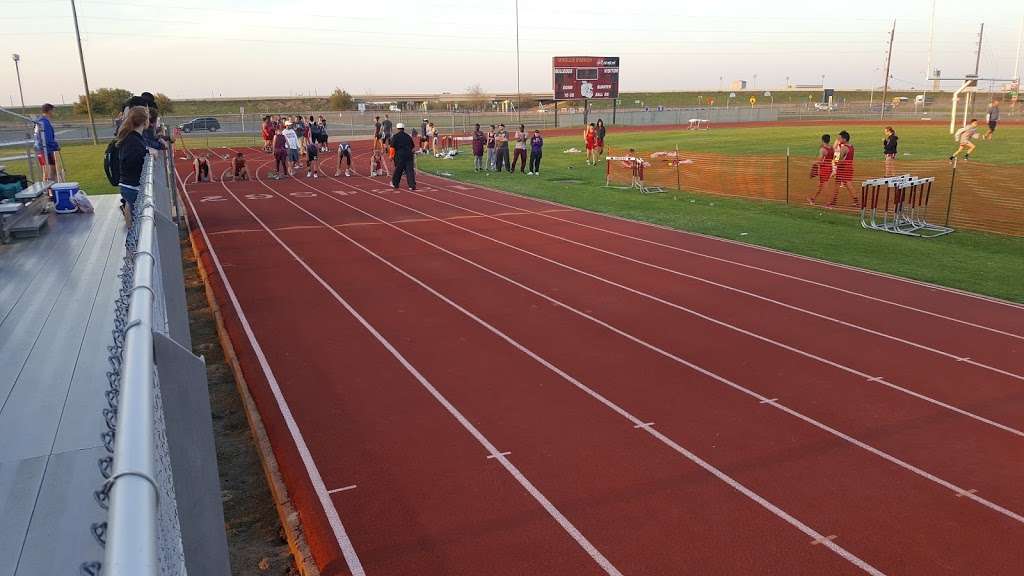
{"left": 283, "top": 128, "right": 299, "bottom": 149}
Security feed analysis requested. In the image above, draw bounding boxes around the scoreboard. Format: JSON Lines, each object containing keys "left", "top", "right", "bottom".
{"left": 553, "top": 56, "right": 620, "bottom": 100}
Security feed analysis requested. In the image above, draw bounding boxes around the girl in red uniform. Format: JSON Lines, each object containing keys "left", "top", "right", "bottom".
{"left": 584, "top": 123, "right": 597, "bottom": 165}
{"left": 808, "top": 134, "right": 834, "bottom": 205}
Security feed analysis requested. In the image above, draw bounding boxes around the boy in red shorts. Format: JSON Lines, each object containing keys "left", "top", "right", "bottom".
{"left": 808, "top": 134, "right": 834, "bottom": 205}
{"left": 829, "top": 130, "right": 858, "bottom": 208}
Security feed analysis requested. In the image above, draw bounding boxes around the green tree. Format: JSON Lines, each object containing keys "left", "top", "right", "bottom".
{"left": 327, "top": 88, "right": 354, "bottom": 110}
{"left": 154, "top": 92, "right": 174, "bottom": 113}
{"left": 75, "top": 87, "right": 132, "bottom": 116}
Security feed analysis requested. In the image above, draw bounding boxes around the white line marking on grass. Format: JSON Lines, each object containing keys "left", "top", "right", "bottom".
{"left": 308, "top": 176, "right": 1024, "bottom": 527}
{"left": 276, "top": 174, "right": 887, "bottom": 576}
{"left": 240, "top": 172, "right": 624, "bottom": 576}
{"left": 178, "top": 164, "right": 367, "bottom": 576}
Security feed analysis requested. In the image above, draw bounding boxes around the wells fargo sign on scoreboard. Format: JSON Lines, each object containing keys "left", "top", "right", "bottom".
{"left": 552, "top": 56, "right": 620, "bottom": 100}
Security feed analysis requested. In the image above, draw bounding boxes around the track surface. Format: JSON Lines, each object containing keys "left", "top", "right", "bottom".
{"left": 178, "top": 141, "right": 1024, "bottom": 576}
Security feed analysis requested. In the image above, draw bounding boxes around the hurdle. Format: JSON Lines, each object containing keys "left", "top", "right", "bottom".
{"left": 687, "top": 118, "right": 710, "bottom": 131}
{"left": 605, "top": 155, "right": 663, "bottom": 194}
{"left": 860, "top": 174, "right": 953, "bottom": 237}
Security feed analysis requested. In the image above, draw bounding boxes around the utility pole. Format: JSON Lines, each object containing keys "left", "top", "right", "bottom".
{"left": 880, "top": 20, "right": 895, "bottom": 120}
{"left": 514, "top": 0, "right": 521, "bottom": 123}
{"left": 11, "top": 54, "right": 25, "bottom": 112}
{"left": 70, "top": 0, "right": 98, "bottom": 144}
{"left": 970, "top": 23, "right": 984, "bottom": 118}
{"left": 923, "top": 0, "right": 936, "bottom": 108}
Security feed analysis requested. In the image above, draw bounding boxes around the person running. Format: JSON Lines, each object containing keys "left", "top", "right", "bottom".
{"left": 390, "top": 123, "right": 416, "bottom": 191}
{"left": 950, "top": 119, "right": 979, "bottom": 163}
{"left": 282, "top": 121, "right": 300, "bottom": 175}
{"left": 272, "top": 125, "right": 288, "bottom": 179}
{"left": 233, "top": 152, "right": 249, "bottom": 181}
{"left": 472, "top": 123, "right": 486, "bottom": 171}
{"left": 528, "top": 129, "right": 544, "bottom": 175}
{"left": 494, "top": 124, "right": 510, "bottom": 172}
{"left": 830, "top": 130, "right": 858, "bottom": 207}
{"left": 34, "top": 103, "right": 61, "bottom": 181}
{"left": 486, "top": 125, "right": 496, "bottom": 170}
{"left": 882, "top": 126, "right": 898, "bottom": 177}
{"left": 511, "top": 124, "right": 528, "bottom": 173}
{"left": 596, "top": 119, "right": 607, "bottom": 156}
{"left": 808, "top": 134, "right": 834, "bottom": 205}
{"left": 584, "top": 123, "right": 598, "bottom": 165}
{"left": 984, "top": 100, "right": 999, "bottom": 140}
{"left": 334, "top": 142, "right": 353, "bottom": 176}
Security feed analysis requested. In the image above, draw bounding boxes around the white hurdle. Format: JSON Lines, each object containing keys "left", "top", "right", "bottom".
{"left": 860, "top": 174, "right": 953, "bottom": 237}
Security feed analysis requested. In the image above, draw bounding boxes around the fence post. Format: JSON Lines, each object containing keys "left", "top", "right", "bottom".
{"left": 675, "top": 145, "right": 681, "bottom": 191}
{"left": 945, "top": 158, "right": 957, "bottom": 226}
{"left": 785, "top": 147, "right": 790, "bottom": 204}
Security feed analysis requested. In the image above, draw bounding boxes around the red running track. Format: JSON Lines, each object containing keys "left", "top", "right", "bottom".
{"left": 178, "top": 142, "right": 1024, "bottom": 575}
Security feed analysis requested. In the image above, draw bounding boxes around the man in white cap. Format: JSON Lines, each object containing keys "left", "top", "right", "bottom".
{"left": 390, "top": 122, "right": 416, "bottom": 190}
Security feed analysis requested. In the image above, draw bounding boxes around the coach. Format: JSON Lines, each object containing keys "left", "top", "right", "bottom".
{"left": 390, "top": 123, "right": 416, "bottom": 190}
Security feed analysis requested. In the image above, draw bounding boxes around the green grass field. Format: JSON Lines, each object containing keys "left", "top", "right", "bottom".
{"left": 418, "top": 124, "right": 1024, "bottom": 302}
{"left": 27, "top": 124, "right": 1022, "bottom": 302}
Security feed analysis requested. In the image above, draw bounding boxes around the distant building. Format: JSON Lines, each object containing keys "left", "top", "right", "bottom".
{"left": 730, "top": 80, "right": 748, "bottom": 90}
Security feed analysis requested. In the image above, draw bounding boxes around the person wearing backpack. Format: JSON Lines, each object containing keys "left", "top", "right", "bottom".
{"left": 114, "top": 106, "right": 150, "bottom": 227}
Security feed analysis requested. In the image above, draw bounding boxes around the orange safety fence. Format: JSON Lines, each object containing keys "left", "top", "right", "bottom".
{"left": 605, "top": 147, "right": 1024, "bottom": 237}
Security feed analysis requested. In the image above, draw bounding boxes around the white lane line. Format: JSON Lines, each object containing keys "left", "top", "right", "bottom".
{"left": 310, "top": 177, "right": 1024, "bottom": 527}
{"left": 278, "top": 174, "right": 887, "bottom": 576}
{"left": 208, "top": 228, "right": 264, "bottom": 236}
{"left": 344, "top": 183, "right": 1024, "bottom": 440}
{"left": 178, "top": 166, "right": 367, "bottom": 576}
{"left": 424, "top": 174, "right": 1024, "bottom": 315}
{"left": 956, "top": 489, "right": 979, "bottom": 498}
{"left": 328, "top": 485, "right": 358, "bottom": 495}
{"left": 812, "top": 535, "right": 839, "bottom": 546}
{"left": 759, "top": 398, "right": 779, "bottom": 404}
{"left": 633, "top": 422, "right": 656, "bottom": 429}
{"left": 408, "top": 187, "right": 1024, "bottom": 382}
{"left": 242, "top": 173, "right": 624, "bottom": 576}
{"left": 486, "top": 452, "right": 512, "bottom": 459}
{"left": 866, "top": 377, "right": 886, "bottom": 383}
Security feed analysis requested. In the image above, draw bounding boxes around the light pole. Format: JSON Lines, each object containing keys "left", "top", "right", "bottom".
{"left": 514, "top": 0, "right": 521, "bottom": 123}
{"left": 70, "top": 0, "right": 98, "bottom": 143}
{"left": 11, "top": 54, "right": 25, "bottom": 112}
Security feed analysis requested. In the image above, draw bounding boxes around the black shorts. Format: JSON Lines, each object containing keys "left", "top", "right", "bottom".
{"left": 988, "top": 120, "right": 997, "bottom": 132}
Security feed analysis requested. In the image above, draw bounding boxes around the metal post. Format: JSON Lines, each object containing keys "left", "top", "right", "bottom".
{"left": 785, "top": 147, "right": 790, "bottom": 204}
{"left": 70, "top": 0, "right": 98, "bottom": 144}
{"left": 675, "top": 145, "right": 681, "bottom": 191}
{"left": 554, "top": 102, "right": 558, "bottom": 128}
{"left": 880, "top": 20, "right": 895, "bottom": 120}
{"left": 945, "top": 158, "right": 956, "bottom": 226}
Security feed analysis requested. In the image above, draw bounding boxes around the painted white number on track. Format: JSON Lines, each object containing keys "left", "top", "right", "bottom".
{"left": 290, "top": 192, "right": 317, "bottom": 198}
{"left": 244, "top": 193, "right": 275, "bottom": 200}
{"left": 200, "top": 195, "right": 226, "bottom": 202}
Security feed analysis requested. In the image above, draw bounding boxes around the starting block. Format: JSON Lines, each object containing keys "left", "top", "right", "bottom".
{"left": 860, "top": 175, "right": 953, "bottom": 237}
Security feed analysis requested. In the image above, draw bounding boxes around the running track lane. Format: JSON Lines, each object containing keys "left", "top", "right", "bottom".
{"left": 260, "top": 164, "right": 1023, "bottom": 574}
{"left": 190, "top": 157, "right": 882, "bottom": 575}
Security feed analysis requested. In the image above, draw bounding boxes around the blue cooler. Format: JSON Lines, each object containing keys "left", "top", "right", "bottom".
{"left": 52, "top": 182, "right": 79, "bottom": 213}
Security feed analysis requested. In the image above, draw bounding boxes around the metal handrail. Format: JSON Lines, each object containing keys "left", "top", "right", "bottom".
{"left": 103, "top": 156, "right": 159, "bottom": 576}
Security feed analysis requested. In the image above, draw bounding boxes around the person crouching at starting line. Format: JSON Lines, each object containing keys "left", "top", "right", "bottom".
{"left": 233, "top": 152, "right": 249, "bottom": 181}
{"left": 194, "top": 153, "right": 212, "bottom": 182}
{"left": 334, "top": 142, "right": 353, "bottom": 177}
{"left": 370, "top": 148, "right": 388, "bottom": 177}
{"left": 306, "top": 139, "right": 320, "bottom": 178}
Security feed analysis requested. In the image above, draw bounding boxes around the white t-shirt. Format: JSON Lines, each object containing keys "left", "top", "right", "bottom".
{"left": 283, "top": 128, "right": 299, "bottom": 149}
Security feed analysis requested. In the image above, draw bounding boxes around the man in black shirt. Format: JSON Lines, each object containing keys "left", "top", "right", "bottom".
{"left": 390, "top": 123, "right": 416, "bottom": 190}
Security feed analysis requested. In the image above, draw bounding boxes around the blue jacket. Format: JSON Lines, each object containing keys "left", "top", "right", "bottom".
{"left": 34, "top": 116, "right": 59, "bottom": 152}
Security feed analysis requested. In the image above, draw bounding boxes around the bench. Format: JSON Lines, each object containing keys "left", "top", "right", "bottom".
{"left": 1, "top": 181, "right": 53, "bottom": 243}
{"left": 687, "top": 118, "right": 710, "bottom": 131}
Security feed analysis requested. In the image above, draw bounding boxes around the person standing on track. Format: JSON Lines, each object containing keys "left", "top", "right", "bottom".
{"left": 282, "top": 121, "right": 300, "bottom": 176}
{"left": 272, "top": 125, "right": 288, "bottom": 179}
{"left": 511, "top": 124, "right": 528, "bottom": 174}
{"left": 390, "top": 123, "right": 416, "bottom": 191}
{"left": 381, "top": 114, "right": 393, "bottom": 145}
{"left": 528, "top": 129, "right": 543, "bottom": 175}
{"left": 373, "top": 116, "right": 382, "bottom": 143}
{"left": 984, "top": 100, "right": 999, "bottom": 140}
{"left": 472, "top": 123, "right": 486, "bottom": 171}
{"left": 261, "top": 116, "right": 273, "bottom": 153}
{"left": 305, "top": 138, "right": 320, "bottom": 178}
{"left": 882, "top": 126, "right": 898, "bottom": 176}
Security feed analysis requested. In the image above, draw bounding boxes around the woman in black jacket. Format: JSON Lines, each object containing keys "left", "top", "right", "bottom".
{"left": 116, "top": 106, "right": 150, "bottom": 227}
{"left": 882, "top": 126, "right": 898, "bottom": 177}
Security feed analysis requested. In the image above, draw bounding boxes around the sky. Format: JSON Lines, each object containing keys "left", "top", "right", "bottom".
{"left": 0, "top": 0, "right": 1022, "bottom": 105}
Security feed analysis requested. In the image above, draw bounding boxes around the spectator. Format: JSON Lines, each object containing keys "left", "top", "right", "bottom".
{"left": 34, "top": 103, "right": 60, "bottom": 181}
{"left": 596, "top": 119, "right": 607, "bottom": 155}
{"left": 528, "top": 129, "right": 544, "bottom": 175}
{"left": 486, "top": 125, "right": 496, "bottom": 170}
{"left": 511, "top": 124, "right": 528, "bottom": 174}
{"left": 115, "top": 106, "right": 149, "bottom": 227}
{"left": 390, "top": 123, "right": 416, "bottom": 190}
{"left": 471, "top": 123, "right": 486, "bottom": 171}
{"left": 142, "top": 107, "right": 166, "bottom": 151}
{"left": 494, "top": 124, "right": 510, "bottom": 172}
{"left": 420, "top": 118, "right": 429, "bottom": 152}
